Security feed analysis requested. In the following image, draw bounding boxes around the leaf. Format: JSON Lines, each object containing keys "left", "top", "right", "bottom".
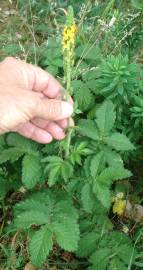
{"left": 70, "top": 142, "right": 92, "bottom": 165}
{"left": 14, "top": 210, "right": 48, "bottom": 229}
{"left": 53, "top": 219, "right": 79, "bottom": 251}
{"left": 93, "top": 182, "right": 111, "bottom": 209}
{"left": 76, "top": 231, "right": 100, "bottom": 257}
{"left": 96, "top": 101, "right": 115, "bottom": 136}
{"left": 72, "top": 80, "right": 83, "bottom": 89}
{"left": 118, "top": 243, "right": 135, "bottom": 264}
{"left": 108, "top": 232, "right": 135, "bottom": 266}
{"left": 0, "top": 147, "right": 24, "bottom": 164}
{"left": 84, "top": 156, "right": 93, "bottom": 178}
{"left": 7, "top": 133, "right": 38, "bottom": 156}
{"left": 97, "top": 166, "right": 132, "bottom": 186}
{"left": 89, "top": 248, "right": 111, "bottom": 270}
{"left": 14, "top": 195, "right": 52, "bottom": 216}
{"left": 76, "top": 45, "right": 101, "bottom": 61}
{"left": 78, "top": 119, "right": 99, "bottom": 140}
{"left": 90, "top": 152, "right": 104, "bottom": 178}
{"left": 22, "top": 155, "right": 42, "bottom": 189}
{"left": 74, "top": 85, "right": 93, "bottom": 111}
{"left": 61, "top": 161, "right": 73, "bottom": 181}
{"left": 48, "top": 165, "right": 61, "bottom": 186}
{"left": 52, "top": 58, "right": 63, "bottom": 67}
{"left": 105, "top": 132, "right": 135, "bottom": 151}
{"left": 42, "top": 155, "right": 62, "bottom": 163}
{"left": 104, "top": 149, "right": 123, "bottom": 167}
{"left": 30, "top": 226, "right": 53, "bottom": 267}
{"left": 53, "top": 200, "right": 79, "bottom": 251}
{"left": 108, "top": 259, "right": 127, "bottom": 270}
{"left": 81, "top": 183, "right": 95, "bottom": 213}
{"left": 44, "top": 157, "right": 73, "bottom": 185}
{"left": 0, "top": 179, "right": 12, "bottom": 199}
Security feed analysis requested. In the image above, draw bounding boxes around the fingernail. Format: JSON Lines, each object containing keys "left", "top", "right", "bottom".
{"left": 61, "top": 102, "right": 73, "bottom": 118}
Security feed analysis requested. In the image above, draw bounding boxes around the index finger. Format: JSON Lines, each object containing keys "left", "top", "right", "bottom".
{"left": 29, "top": 64, "right": 62, "bottom": 98}
{"left": 0, "top": 57, "right": 62, "bottom": 98}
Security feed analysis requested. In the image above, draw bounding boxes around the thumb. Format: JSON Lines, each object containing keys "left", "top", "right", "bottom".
{"left": 35, "top": 98, "right": 73, "bottom": 121}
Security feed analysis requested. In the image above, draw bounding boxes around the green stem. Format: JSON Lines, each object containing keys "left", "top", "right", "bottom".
{"left": 65, "top": 127, "right": 73, "bottom": 159}
{"left": 66, "top": 57, "right": 72, "bottom": 94}
{"left": 65, "top": 55, "right": 72, "bottom": 159}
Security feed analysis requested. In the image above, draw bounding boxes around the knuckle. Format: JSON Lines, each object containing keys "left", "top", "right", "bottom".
{"left": 27, "top": 124, "right": 36, "bottom": 139}
{"left": 48, "top": 100, "right": 61, "bottom": 120}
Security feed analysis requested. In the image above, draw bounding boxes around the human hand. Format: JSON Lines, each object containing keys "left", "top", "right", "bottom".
{"left": 0, "top": 57, "right": 73, "bottom": 143}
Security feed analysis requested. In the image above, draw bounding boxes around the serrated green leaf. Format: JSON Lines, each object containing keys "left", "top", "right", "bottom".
{"left": 53, "top": 219, "right": 79, "bottom": 251}
{"left": 52, "top": 200, "right": 79, "bottom": 251}
{"left": 96, "top": 101, "right": 115, "bottom": 136}
{"left": 14, "top": 210, "right": 48, "bottom": 229}
{"left": 81, "top": 183, "right": 95, "bottom": 213}
{"left": 97, "top": 166, "right": 132, "bottom": 186}
{"left": 90, "top": 152, "right": 104, "bottom": 178}
{"left": 0, "top": 147, "right": 24, "bottom": 164}
{"left": 105, "top": 132, "right": 135, "bottom": 151}
{"left": 22, "top": 154, "right": 42, "bottom": 189}
{"left": 89, "top": 248, "right": 111, "bottom": 270}
{"left": 30, "top": 226, "right": 53, "bottom": 267}
{"left": 7, "top": 133, "right": 38, "bottom": 156}
{"left": 78, "top": 119, "right": 99, "bottom": 140}
{"left": 104, "top": 149, "right": 123, "bottom": 167}
{"left": 44, "top": 157, "right": 73, "bottom": 185}
{"left": 118, "top": 244, "right": 135, "bottom": 265}
{"left": 108, "top": 232, "right": 135, "bottom": 266}
{"left": 72, "top": 80, "right": 83, "bottom": 89}
{"left": 70, "top": 142, "right": 92, "bottom": 165}
{"left": 14, "top": 196, "right": 52, "bottom": 216}
{"left": 61, "top": 161, "right": 73, "bottom": 181}
{"left": 76, "top": 231, "right": 100, "bottom": 257}
{"left": 108, "top": 258, "right": 127, "bottom": 270}
{"left": 48, "top": 165, "right": 61, "bottom": 186}
{"left": 42, "top": 155, "right": 62, "bottom": 163}
{"left": 74, "top": 85, "right": 93, "bottom": 111}
{"left": 54, "top": 200, "right": 79, "bottom": 222}
{"left": 93, "top": 182, "right": 111, "bottom": 209}
{"left": 13, "top": 191, "right": 80, "bottom": 256}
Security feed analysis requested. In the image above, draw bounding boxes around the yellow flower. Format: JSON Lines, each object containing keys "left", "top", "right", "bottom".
{"left": 113, "top": 199, "right": 126, "bottom": 216}
{"left": 62, "top": 41, "right": 70, "bottom": 51}
{"left": 62, "top": 23, "right": 77, "bottom": 52}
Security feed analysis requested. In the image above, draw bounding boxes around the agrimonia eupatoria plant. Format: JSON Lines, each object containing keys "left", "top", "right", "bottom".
{"left": 62, "top": 6, "right": 77, "bottom": 158}
{"left": 1, "top": 3, "right": 143, "bottom": 270}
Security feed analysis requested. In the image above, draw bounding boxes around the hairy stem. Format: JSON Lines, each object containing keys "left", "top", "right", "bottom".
{"left": 65, "top": 56, "right": 73, "bottom": 159}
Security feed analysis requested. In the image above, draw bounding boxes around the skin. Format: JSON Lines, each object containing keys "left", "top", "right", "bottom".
{"left": 0, "top": 57, "right": 73, "bottom": 143}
